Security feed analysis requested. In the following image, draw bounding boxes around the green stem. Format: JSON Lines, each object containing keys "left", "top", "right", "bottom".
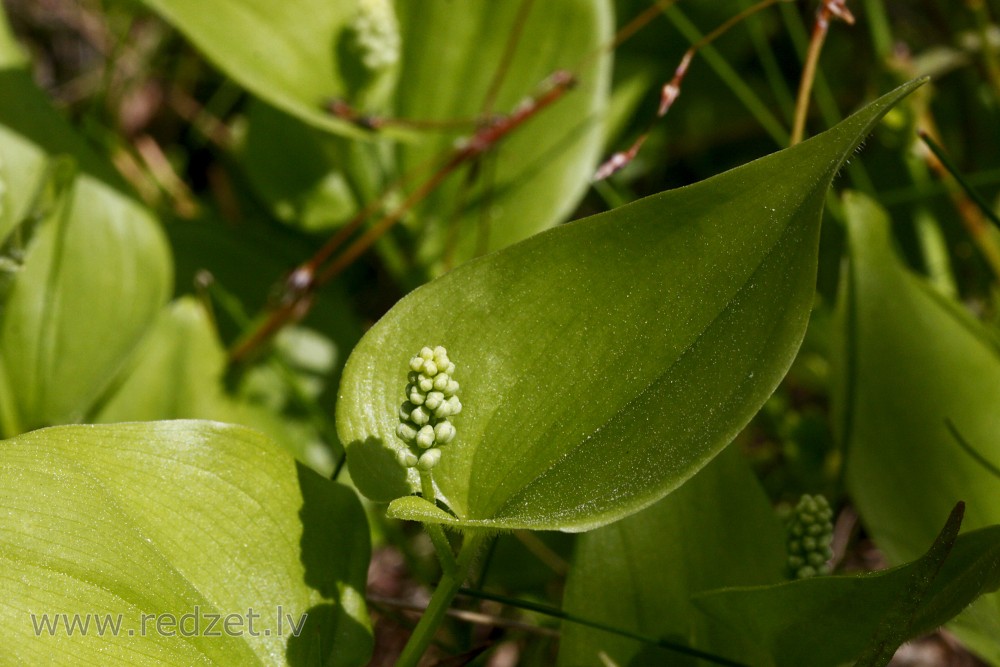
{"left": 396, "top": 531, "right": 489, "bottom": 667}
{"left": 419, "top": 470, "right": 457, "bottom": 573}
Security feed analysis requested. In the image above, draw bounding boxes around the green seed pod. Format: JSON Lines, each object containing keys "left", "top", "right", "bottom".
{"left": 417, "top": 448, "right": 441, "bottom": 470}
{"left": 416, "top": 424, "right": 436, "bottom": 449}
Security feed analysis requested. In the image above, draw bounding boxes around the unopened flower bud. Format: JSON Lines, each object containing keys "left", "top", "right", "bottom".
{"left": 416, "top": 424, "right": 436, "bottom": 449}
{"left": 785, "top": 494, "right": 835, "bottom": 579}
{"left": 395, "top": 345, "right": 461, "bottom": 470}
{"left": 417, "top": 448, "right": 441, "bottom": 470}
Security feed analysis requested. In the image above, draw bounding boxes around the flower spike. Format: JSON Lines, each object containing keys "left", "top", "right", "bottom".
{"left": 785, "top": 494, "right": 835, "bottom": 579}
{"left": 396, "top": 346, "right": 461, "bottom": 471}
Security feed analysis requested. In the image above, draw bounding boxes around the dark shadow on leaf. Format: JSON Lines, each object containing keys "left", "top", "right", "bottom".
{"left": 334, "top": 27, "right": 371, "bottom": 106}
{"left": 287, "top": 463, "right": 373, "bottom": 667}
{"left": 346, "top": 436, "right": 413, "bottom": 502}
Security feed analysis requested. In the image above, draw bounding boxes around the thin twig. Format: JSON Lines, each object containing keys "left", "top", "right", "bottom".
{"left": 790, "top": 0, "right": 855, "bottom": 146}
{"left": 594, "top": 0, "right": 789, "bottom": 180}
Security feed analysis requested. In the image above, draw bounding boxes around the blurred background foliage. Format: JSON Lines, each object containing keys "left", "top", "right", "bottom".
{"left": 4, "top": 0, "right": 1000, "bottom": 663}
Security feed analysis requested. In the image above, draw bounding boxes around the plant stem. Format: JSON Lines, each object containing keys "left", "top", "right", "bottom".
{"left": 791, "top": 1, "right": 855, "bottom": 147}
{"left": 790, "top": 10, "right": 828, "bottom": 146}
{"left": 396, "top": 531, "right": 489, "bottom": 667}
{"left": 419, "top": 470, "right": 457, "bottom": 573}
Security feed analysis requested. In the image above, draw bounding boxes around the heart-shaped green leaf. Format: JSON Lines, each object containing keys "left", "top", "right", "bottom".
{"left": 558, "top": 447, "right": 785, "bottom": 667}
{"left": 0, "top": 29, "right": 171, "bottom": 435}
{"left": 337, "top": 80, "right": 925, "bottom": 532}
{"left": 834, "top": 191, "right": 1000, "bottom": 661}
{"left": 0, "top": 421, "right": 372, "bottom": 665}
{"left": 694, "top": 505, "right": 1000, "bottom": 667}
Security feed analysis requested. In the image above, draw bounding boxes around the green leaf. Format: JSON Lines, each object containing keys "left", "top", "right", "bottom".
{"left": 137, "top": 0, "right": 368, "bottom": 138}
{"left": 337, "top": 79, "right": 926, "bottom": 532}
{"left": 0, "top": 421, "right": 372, "bottom": 665}
{"left": 0, "top": 49, "right": 171, "bottom": 435}
{"left": 392, "top": 0, "right": 612, "bottom": 271}
{"left": 834, "top": 190, "right": 1000, "bottom": 660}
{"left": 854, "top": 503, "right": 964, "bottom": 667}
{"left": 694, "top": 504, "right": 1000, "bottom": 667}
{"left": 94, "top": 298, "right": 341, "bottom": 473}
{"left": 558, "top": 447, "right": 785, "bottom": 667}
{"left": 95, "top": 299, "right": 233, "bottom": 423}
{"left": 237, "top": 101, "right": 363, "bottom": 233}
{"left": 232, "top": 0, "right": 612, "bottom": 271}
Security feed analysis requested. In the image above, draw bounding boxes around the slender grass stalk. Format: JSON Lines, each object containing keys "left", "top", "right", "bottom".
{"left": 860, "top": 0, "right": 893, "bottom": 61}
{"left": 968, "top": 0, "right": 1000, "bottom": 99}
{"left": 457, "top": 587, "right": 749, "bottom": 667}
{"left": 740, "top": 0, "right": 797, "bottom": 122}
{"left": 920, "top": 131, "right": 1000, "bottom": 281}
{"left": 663, "top": 5, "right": 789, "bottom": 146}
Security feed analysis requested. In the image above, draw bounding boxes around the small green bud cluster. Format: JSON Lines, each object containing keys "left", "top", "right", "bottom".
{"left": 350, "top": 0, "right": 401, "bottom": 71}
{"left": 395, "top": 346, "right": 461, "bottom": 471}
{"left": 786, "top": 494, "right": 835, "bottom": 579}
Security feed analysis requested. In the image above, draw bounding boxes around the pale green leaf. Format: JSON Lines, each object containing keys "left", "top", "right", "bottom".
{"left": 138, "top": 0, "right": 369, "bottom": 138}
{"left": 0, "top": 58, "right": 171, "bottom": 434}
{"left": 95, "top": 298, "right": 340, "bottom": 474}
{"left": 0, "top": 421, "right": 372, "bottom": 665}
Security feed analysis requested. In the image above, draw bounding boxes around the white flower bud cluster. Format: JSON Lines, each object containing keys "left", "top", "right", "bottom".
{"left": 786, "top": 494, "right": 835, "bottom": 579}
{"left": 396, "top": 346, "right": 461, "bottom": 471}
{"left": 351, "top": 0, "right": 401, "bottom": 71}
